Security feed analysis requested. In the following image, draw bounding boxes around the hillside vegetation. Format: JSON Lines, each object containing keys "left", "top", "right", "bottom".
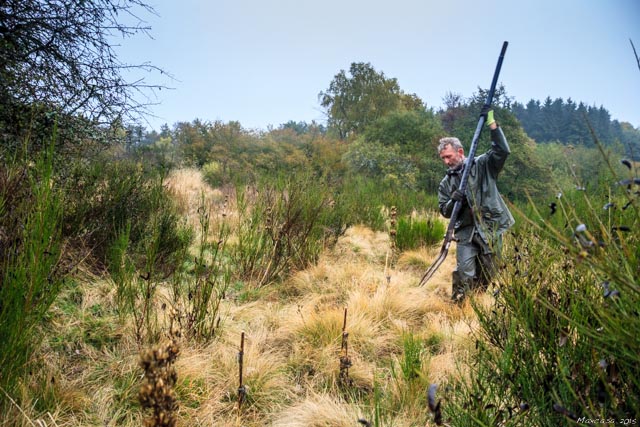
{"left": 1, "top": 3, "right": 639, "bottom": 424}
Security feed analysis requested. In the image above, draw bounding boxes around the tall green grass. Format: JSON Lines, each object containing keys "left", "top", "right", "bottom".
{"left": 105, "top": 164, "right": 192, "bottom": 344}
{"left": 64, "top": 155, "right": 190, "bottom": 274}
{"left": 334, "top": 175, "right": 439, "bottom": 232}
{"left": 394, "top": 211, "right": 445, "bottom": 251}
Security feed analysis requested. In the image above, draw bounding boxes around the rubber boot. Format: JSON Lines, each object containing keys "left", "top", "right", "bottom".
{"left": 451, "top": 271, "right": 467, "bottom": 303}
{"left": 473, "top": 253, "right": 495, "bottom": 292}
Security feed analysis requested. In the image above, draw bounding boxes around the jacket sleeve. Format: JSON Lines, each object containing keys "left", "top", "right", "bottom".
{"left": 438, "top": 179, "right": 454, "bottom": 218}
{"left": 485, "top": 127, "right": 510, "bottom": 178}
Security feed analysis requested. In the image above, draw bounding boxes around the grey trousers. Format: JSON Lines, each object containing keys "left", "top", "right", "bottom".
{"left": 452, "top": 226, "right": 501, "bottom": 300}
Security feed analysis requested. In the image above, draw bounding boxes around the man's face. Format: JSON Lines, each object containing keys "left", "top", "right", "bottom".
{"left": 439, "top": 145, "right": 465, "bottom": 169}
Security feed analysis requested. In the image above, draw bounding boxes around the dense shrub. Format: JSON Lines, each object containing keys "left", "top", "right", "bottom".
{"left": 0, "top": 143, "right": 65, "bottom": 400}
{"left": 445, "top": 173, "right": 640, "bottom": 425}
{"left": 334, "top": 175, "right": 439, "bottom": 232}
{"left": 62, "top": 152, "right": 191, "bottom": 275}
{"left": 231, "top": 172, "right": 346, "bottom": 287}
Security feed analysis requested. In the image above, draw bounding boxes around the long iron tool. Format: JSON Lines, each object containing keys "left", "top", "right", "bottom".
{"left": 419, "top": 41, "right": 509, "bottom": 286}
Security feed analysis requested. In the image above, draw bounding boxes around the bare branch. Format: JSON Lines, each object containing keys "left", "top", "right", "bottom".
{"left": 0, "top": 0, "right": 173, "bottom": 128}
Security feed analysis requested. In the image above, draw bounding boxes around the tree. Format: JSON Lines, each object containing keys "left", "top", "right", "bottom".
{"left": 0, "top": 0, "right": 168, "bottom": 144}
{"left": 319, "top": 62, "right": 423, "bottom": 139}
{"left": 509, "top": 96, "right": 640, "bottom": 154}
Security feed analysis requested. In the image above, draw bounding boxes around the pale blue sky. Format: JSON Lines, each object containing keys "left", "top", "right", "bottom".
{"left": 117, "top": 0, "right": 640, "bottom": 131}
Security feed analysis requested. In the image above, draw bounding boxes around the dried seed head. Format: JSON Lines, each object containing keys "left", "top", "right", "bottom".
{"left": 139, "top": 340, "right": 180, "bottom": 426}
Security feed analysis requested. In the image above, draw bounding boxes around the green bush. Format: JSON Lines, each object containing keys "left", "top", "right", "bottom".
{"left": 172, "top": 195, "right": 231, "bottom": 342}
{"left": 445, "top": 174, "right": 640, "bottom": 425}
{"left": 202, "top": 160, "right": 226, "bottom": 187}
{"left": 334, "top": 175, "right": 438, "bottom": 232}
{"left": 231, "top": 172, "right": 343, "bottom": 287}
{"left": 63, "top": 154, "right": 191, "bottom": 275}
{"left": 0, "top": 141, "right": 65, "bottom": 401}
{"left": 399, "top": 332, "right": 424, "bottom": 381}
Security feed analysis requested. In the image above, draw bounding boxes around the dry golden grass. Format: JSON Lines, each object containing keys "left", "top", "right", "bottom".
{"left": 164, "top": 168, "right": 234, "bottom": 240}
{"left": 25, "top": 168, "right": 489, "bottom": 427}
{"left": 164, "top": 168, "right": 225, "bottom": 211}
{"left": 271, "top": 392, "right": 363, "bottom": 427}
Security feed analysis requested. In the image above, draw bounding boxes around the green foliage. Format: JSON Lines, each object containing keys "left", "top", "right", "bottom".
{"left": 319, "top": 62, "right": 425, "bottom": 139}
{"left": 172, "top": 195, "right": 231, "bottom": 341}
{"left": 109, "top": 224, "right": 136, "bottom": 317}
{"left": 108, "top": 223, "right": 160, "bottom": 344}
{"left": 362, "top": 109, "right": 442, "bottom": 151}
{"left": 395, "top": 212, "right": 445, "bottom": 251}
{"left": 344, "top": 109, "right": 446, "bottom": 192}
{"left": 512, "top": 97, "right": 640, "bottom": 159}
{"left": 172, "top": 120, "right": 326, "bottom": 185}
{"left": 279, "top": 120, "right": 327, "bottom": 135}
{"left": 0, "top": 141, "right": 65, "bottom": 400}
{"left": 230, "top": 172, "right": 342, "bottom": 287}
{"left": 202, "top": 160, "right": 225, "bottom": 187}
{"left": 344, "top": 138, "right": 419, "bottom": 187}
{"left": 334, "top": 175, "right": 439, "bottom": 232}
{"left": 399, "top": 332, "right": 424, "bottom": 382}
{"left": 64, "top": 153, "right": 190, "bottom": 274}
{"left": 535, "top": 142, "right": 621, "bottom": 192}
{"left": 445, "top": 164, "right": 640, "bottom": 425}
{"left": 440, "top": 92, "right": 553, "bottom": 202}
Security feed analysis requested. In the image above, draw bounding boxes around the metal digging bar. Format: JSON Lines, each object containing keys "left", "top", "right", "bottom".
{"left": 419, "top": 41, "right": 509, "bottom": 287}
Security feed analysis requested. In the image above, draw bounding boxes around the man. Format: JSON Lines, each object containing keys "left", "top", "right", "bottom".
{"left": 437, "top": 109, "right": 514, "bottom": 302}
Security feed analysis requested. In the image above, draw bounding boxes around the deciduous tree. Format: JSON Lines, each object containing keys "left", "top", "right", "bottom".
{"left": 319, "top": 62, "right": 424, "bottom": 139}
{"left": 0, "top": 0, "right": 169, "bottom": 145}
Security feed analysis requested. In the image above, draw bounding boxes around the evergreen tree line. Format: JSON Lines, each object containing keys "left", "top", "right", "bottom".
{"left": 512, "top": 97, "right": 640, "bottom": 158}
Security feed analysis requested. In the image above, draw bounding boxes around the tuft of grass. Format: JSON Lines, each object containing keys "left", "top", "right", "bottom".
{"left": 398, "top": 332, "right": 424, "bottom": 382}
{"left": 271, "top": 392, "right": 363, "bottom": 427}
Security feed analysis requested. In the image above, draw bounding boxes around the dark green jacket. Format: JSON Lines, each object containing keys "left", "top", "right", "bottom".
{"left": 438, "top": 127, "right": 515, "bottom": 243}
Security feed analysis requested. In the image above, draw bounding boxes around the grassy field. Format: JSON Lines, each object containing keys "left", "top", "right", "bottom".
{"left": 4, "top": 164, "right": 639, "bottom": 426}
{"left": 4, "top": 168, "right": 487, "bottom": 427}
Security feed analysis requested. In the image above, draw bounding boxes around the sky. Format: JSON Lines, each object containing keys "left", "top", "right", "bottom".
{"left": 117, "top": 0, "right": 640, "bottom": 132}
